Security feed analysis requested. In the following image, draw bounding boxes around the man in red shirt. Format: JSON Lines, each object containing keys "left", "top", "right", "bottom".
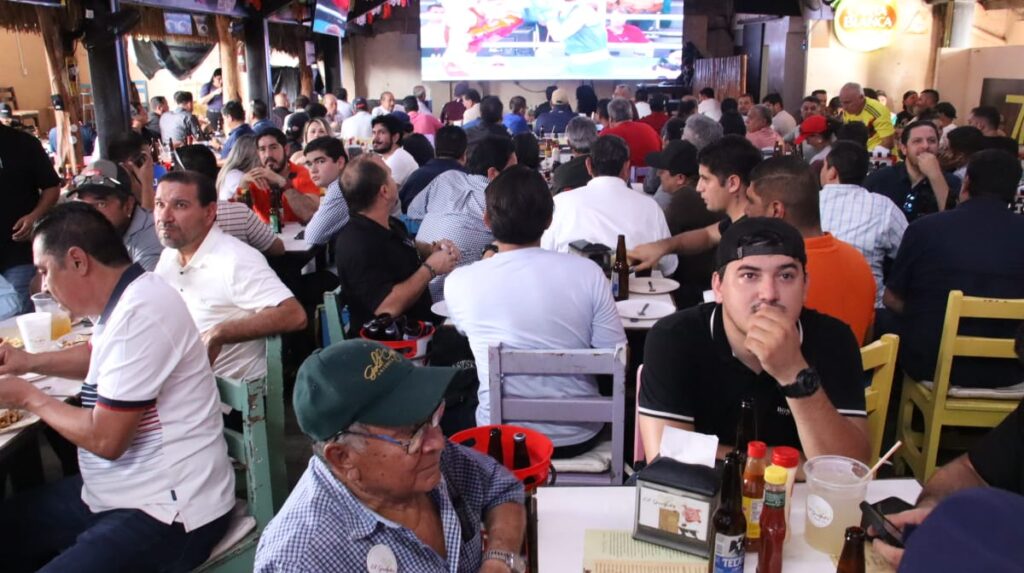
{"left": 639, "top": 94, "right": 670, "bottom": 135}
{"left": 239, "top": 128, "right": 321, "bottom": 224}
{"left": 600, "top": 97, "right": 661, "bottom": 167}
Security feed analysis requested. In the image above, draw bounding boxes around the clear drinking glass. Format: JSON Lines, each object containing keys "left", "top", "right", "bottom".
{"left": 803, "top": 455, "right": 871, "bottom": 555}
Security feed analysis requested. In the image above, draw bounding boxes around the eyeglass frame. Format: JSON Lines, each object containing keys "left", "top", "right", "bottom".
{"left": 333, "top": 401, "right": 446, "bottom": 455}
{"left": 71, "top": 173, "right": 121, "bottom": 191}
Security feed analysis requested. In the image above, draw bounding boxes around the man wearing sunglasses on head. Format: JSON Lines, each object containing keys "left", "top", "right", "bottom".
{"left": 256, "top": 340, "right": 527, "bottom": 573}
{"left": 68, "top": 159, "right": 163, "bottom": 272}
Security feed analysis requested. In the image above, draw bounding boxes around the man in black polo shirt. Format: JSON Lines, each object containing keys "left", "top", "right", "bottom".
{"left": 0, "top": 123, "right": 61, "bottom": 313}
{"left": 334, "top": 154, "right": 460, "bottom": 330}
{"left": 638, "top": 217, "right": 869, "bottom": 462}
{"left": 628, "top": 135, "right": 761, "bottom": 272}
{"left": 863, "top": 121, "right": 960, "bottom": 222}
{"left": 883, "top": 149, "right": 1024, "bottom": 388}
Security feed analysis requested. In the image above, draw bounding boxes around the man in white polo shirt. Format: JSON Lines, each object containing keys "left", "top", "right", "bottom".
{"left": 153, "top": 171, "right": 307, "bottom": 381}
{"left": 0, "top": 202, "right": 234, "bottom": 571}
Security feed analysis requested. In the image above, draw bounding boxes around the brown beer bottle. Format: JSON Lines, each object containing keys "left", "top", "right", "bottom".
{"left": 512, "top": 432, "right": 531, "bottom": 469}
{"left": 836, "top": 526, "right": 866, "bottom": 573}
{"left": 709, "top": 451, "right": 746, "bottom": 573}
{"left": 735, "top": 396, "right": 756, "bottom": 460}
{"left": 487, "top": 428, "right": 504, "bottom": 465}
{"left": 612, "top": 235, "right": 629, "bottom": 302}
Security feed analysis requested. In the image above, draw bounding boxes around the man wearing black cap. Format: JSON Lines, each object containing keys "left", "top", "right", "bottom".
{"left": 255, "top": 339, "right": 526, "bottom": 573}
{"left": 69, "top": 160, "right": 163, "bottom": 272}
{"left": 646, "top": 140, "right": 721, "bottom": 306}
{"left": 638, "top": 217, "right": 870, "bottom": 463}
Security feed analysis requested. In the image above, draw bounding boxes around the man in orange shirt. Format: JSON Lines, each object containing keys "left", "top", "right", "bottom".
{"left": 239, "top": 128, "right": 321, "bottom": 224}
{"left": 744, "top": 156, "right": 875, "bottom": 343}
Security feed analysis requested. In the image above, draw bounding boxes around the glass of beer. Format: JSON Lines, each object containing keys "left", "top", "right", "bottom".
{"left": 31, "top": 293, "right": 73, "bottom": 340}
{"left": 803, "top": 455, "right": 870, "bottom": 555}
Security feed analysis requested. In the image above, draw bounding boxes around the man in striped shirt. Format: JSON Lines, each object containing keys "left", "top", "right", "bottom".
{"left": 819, "top": 141, "right": 907, "bottom": 308}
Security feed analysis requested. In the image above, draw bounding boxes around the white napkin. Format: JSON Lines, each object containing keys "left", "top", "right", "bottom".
{"left": 659, "top": 426, "right": 718, "bottom": 468}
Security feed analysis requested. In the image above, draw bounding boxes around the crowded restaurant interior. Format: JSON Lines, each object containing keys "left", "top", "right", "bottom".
{"left": 2, "top": 0, "right": 1024, "bottom": 571}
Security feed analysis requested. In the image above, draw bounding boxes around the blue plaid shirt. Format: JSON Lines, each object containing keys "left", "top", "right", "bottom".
{"left": 254, "top": 442, "right": 524, "bottom": 572}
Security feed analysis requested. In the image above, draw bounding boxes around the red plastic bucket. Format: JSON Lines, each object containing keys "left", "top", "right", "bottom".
{"left": 452, "top": 424, "right": 553, "bottom": 489}
{"left": 358, "top": 322, "right": 435, "bottom": 366}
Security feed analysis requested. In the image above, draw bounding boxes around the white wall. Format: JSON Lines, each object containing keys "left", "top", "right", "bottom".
{"left": 936, "top": 45, "right": 1024, "bottom": 130}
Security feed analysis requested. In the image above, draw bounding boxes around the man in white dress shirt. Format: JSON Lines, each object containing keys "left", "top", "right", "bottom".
{"left": 819, "top": 141, "right": 907, "bottom": 308}
{"left": 340, "top": 97, "right": 373, "bottom": 141}
{"left": 541, "top": 135, "right": 678, "bottom": 276}
{"left": 152, "top": 171, "right": 307, "bottom": 380}
{"left": 445, "top": 166, "right": 627, "bottom": 457}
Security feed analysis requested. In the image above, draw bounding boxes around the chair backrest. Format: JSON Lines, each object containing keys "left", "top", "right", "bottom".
{"left": 931, "top": 290, "right": 1024, "bottom": 405}
{"left": 322, "top": 287, "right": 345, "bottom": 346}
{"left": 861, "top": 334, "right": 899, "bottom": 464}
{"left": 634, "top": 363, "right": 645, "bottom": 466}
{"left": 215, "top": 376, "right": 275, "bottom": 531}
{"left": 264, "top": 336, "right": 288, "bottom": 512}
{"left": 0, "top": 86, "right": 16, "bottom": 109}
{"left": 488, "top": 343, "right": 628, "bottom": 485}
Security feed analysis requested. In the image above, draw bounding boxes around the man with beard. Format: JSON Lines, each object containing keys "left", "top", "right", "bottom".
{"left": 153, "top": 170, "right": 306, "bottom": 379}
{"left": 863, "top": 121, "right": 960, "bottom": 222}
{"left": 239, "top": 128, "right": 322, "bottom": 224}
{"left": 638, "top": 217, "right": 869, "bottom": 463}
{"left": 371, "top": 114, "right": 419, "bottom": 189}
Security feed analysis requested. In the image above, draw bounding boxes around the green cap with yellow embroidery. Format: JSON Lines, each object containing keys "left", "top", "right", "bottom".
{"left": 293, "top": 339, "right": 458, "bottom": 441}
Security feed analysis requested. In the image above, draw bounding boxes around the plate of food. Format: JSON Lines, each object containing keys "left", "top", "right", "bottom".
{"left": 629, "top": 277, "right": 680, "bottom": 295}
{"left": 1, "top": 336, "right": 23, "bottom": 349}
{"left": 0, "top": 409, "right": 38, "bottom": 435}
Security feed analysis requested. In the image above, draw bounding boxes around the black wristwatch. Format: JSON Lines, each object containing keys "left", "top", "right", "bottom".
{"left": 778, "top": 367, "right": 821, "bottom": 399}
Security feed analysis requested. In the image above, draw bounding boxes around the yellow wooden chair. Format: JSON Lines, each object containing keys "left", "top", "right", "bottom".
{"left": 895, "top": 291, "right": 1024, "bottom": 482}
{"left": 861, "top": 334, "right": 899, "bottom": 466}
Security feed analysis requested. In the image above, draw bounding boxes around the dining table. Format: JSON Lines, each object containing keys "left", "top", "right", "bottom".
{"left": 533, "top": 479, "right": 922, "bottom": 573}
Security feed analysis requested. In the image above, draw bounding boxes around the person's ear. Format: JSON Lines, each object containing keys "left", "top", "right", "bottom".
{"left": 585, "top": 157, "right": 595, "bottom": 177}
{"left": 771, "top": 201, "right": 786, "bottom": 220}
{"left": 711, "top": 270, "right": 724, "bottom": 303}
{"left": 323, "top": 441, "right": 359, "bottom": 478}
{"left": 727, "top": 174, "right": 742, "bottom": 195}
{"left": 67, "top": 247, "right": 89, "bottom": 275}
{"left": 483, "top": 210, "right": 492, "bottom": 230}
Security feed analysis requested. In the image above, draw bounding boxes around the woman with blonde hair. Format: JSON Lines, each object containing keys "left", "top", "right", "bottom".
{"left": 290, "top": 117, "right": 332, "bottom": 164}
{"left": 217, "top": 133, "right": 260, "bottom": 200}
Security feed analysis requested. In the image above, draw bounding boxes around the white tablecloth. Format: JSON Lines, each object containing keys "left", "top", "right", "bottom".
{"left": 276, "top": 222, "right": 309, "bottom": 253}
{"left": 535, "top": 479, "right": 922, "bottom": 573}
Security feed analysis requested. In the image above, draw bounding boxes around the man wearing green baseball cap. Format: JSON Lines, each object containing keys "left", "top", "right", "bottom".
{"left": 255, "top": 339, "right": 527, "bottom": 573}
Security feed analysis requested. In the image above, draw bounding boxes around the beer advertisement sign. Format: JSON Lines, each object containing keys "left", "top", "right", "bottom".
{"left": 832, "top": 0, "right": 899, "bottom": 52}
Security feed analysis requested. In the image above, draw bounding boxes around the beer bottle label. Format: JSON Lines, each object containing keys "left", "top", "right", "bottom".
{"left": 711, "top": 532, "right": 745, "bottom": 573}
{"left": 742, "top": 496, "right": 763, "bottom": 539}
{"left": 611, "top": 274, "right": 620, "bottom": 298}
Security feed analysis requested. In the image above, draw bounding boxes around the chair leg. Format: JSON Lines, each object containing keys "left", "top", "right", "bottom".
{"left": 892, "top": 382, "right": 913, "bottom": 477}
{"left": 921, "top": 417, "right": 943, "bottom": 483}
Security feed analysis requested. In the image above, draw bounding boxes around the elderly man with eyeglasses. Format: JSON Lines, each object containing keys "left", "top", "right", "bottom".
{"left": 255, "top": 339, "right": 527, "bottom": 573}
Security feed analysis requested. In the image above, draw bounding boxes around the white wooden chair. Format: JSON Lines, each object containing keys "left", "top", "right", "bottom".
{"left": 488, "top": 343, "right": 627, "bottom": 485}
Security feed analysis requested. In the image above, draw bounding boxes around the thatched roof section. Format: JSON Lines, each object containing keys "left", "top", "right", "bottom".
{"left": 0, "top": 1, "right": 310, "bottom": 58}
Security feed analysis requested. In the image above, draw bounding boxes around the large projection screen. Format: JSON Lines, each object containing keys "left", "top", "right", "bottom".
{"left": 420, "top": 0, "right": 684, "bottom": 81}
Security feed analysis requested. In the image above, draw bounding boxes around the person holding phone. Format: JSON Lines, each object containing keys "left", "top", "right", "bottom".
{"left": 873, "top": 327, "right": 1024, "bottom": 570}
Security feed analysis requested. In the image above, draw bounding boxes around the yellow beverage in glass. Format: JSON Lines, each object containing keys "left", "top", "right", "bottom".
{"left": 803, "top": 456, "right": 870, "bottom": 555}
{"left": 51, "top": 313, "right": 72, "bottom": 340}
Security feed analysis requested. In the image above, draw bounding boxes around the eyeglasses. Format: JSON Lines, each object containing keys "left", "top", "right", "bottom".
{"left": 337, "top": 402, "right": 445, "bottom": 455}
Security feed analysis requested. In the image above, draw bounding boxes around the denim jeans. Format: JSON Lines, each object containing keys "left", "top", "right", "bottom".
{"left": 2, "top": 263, "right": 35, "bottom": 315}
{"left": 0, "top": 476, "right": 232, "bottom": 573}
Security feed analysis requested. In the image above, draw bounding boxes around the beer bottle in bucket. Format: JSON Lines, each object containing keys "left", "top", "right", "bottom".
{"left": 487, "top": 428, "right": 504, "bottom": 465}
{"left": 512, "top": 432, "right": 531, "bottom": 469}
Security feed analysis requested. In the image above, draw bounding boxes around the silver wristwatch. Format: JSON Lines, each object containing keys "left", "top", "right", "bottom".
{"left": 482, "top": 549, "right": 526, "bottom": 573}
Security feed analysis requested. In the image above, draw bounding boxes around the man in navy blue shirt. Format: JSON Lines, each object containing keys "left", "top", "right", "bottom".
{"left": 399, "top": 126, "right": 468, "bottom": 212}
{"left": 884, "top": 149, "right": 1024, "bottom": 387}
{"left": 219, "top": 100, "right": 253, "bottom": 159}
{"left": 534, "top": 89, "right": 575, "bottom": 136}
{"left": 864, "top": 121, "right": 961, "bottom": 222}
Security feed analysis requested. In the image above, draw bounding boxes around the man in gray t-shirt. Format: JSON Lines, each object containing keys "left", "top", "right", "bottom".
{"left": 159, "top": 91, "right": 203, "bottom": 145}
{"left": 69, "top": 160, "right": 163, "bottom": 271}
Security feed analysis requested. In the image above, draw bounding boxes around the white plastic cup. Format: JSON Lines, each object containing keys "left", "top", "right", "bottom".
{"left": 803, "top": 455, "right": 870, "bottom": 555}
{"left": 16, "top": 312, "right": 53, "bottom": 353}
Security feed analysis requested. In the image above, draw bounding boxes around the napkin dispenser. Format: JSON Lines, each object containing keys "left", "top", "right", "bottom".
{"left": 633, "top": 457, "right": 722, "bottom": 558}
{"left": 568, "top": 240, "right": 612, "bottom": 274}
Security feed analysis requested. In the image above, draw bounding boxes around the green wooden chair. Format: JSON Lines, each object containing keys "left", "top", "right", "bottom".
{"left": 322, "top": 287, "right": 345, "bottom": 346}
{"left": 264, "top": 336, "right": 288, "bottom": 511}
{"left": 195, "top": 376, "right": 275, "bottom": 572}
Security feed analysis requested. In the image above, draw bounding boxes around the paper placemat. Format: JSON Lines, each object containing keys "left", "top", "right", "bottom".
{"left": 583, "top": 529, "right": 705, "bottom": 573}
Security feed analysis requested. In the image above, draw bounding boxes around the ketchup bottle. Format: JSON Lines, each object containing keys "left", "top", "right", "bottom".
{"left": 756, "top": 465, "right": 788, "bottom": 573}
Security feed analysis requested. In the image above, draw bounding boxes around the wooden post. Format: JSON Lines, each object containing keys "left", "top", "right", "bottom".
{"left": 35, "top": 4, "right": 83, "bottom": 171}
{"left": 299, "top": 44, "right": 315, "bottom": 98}
{"left": 216, "top": 15, "right": 242, "bottom": 103}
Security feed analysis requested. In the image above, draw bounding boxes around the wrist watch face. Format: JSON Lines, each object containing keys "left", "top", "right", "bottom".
{"left": 783, "top": 367, "right": 820, "bottom": 398}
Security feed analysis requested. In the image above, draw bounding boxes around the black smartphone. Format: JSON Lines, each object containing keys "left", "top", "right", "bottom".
{"left": 860, "top": 500, "right": 905, "bottom": 548}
